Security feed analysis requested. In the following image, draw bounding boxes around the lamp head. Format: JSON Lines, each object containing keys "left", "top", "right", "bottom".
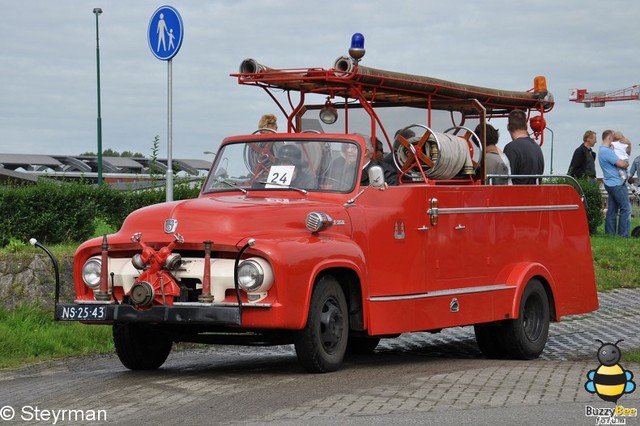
{"left": 349, "top": 33, "right": 365, "bottom": 62}
{"left": 93, "top": 8, "right": 103, "bottom": 15}
{"left": 319, "top": 99, "right": 338, "bottom": 125}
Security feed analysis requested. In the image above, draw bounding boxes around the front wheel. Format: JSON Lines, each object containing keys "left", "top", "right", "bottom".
{"left": 294, "top": 276, "right": 349, "bottom": 373}
{"left": 113, "top": 323, "right": 172, "bottom": 370}
{"left": 502, "top": 279, "right": 550, "bottom": 359}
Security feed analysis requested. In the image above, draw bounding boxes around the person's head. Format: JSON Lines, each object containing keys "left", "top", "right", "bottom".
{"left": 275, "top": 144, "right": 302, "bottom": 166}
{"left": 602, "top": 129, "right": 614, "bottom": 146}
{"left": 583, "top": 130, "right": 597, "bottom": 148}
{"left": 360, "top": 135, "right": 375, "bottom": 162}
{"left": 474, "top": 123, "right": 499, "bottom": 146}
{"left": 394, "top": 128, "right": 416, "bottom": 142}
{"left": 507, "top": 110, "right": 528, "bottom": 133}
{"left": 258, "top": 114, "right": 278, "bottom": 132}
{"left": 613, "top": 130, "right": 624, "bottom": 141}
{"left": 341, "top": 143, "right": 359, "bottom": 165}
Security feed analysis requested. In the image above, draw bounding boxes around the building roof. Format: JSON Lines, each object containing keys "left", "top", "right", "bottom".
{"left": 0, "top": 153, "right": 212, "bottom": 185}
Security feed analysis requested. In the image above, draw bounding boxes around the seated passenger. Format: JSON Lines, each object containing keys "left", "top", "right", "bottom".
{"left": 257, "top": 114, "right": 278, "bottom": 133}
{"left": 384, "top": 128, "right": 416, "bottom": 167}
{"left": 475, "top": 123, "right": 510, "bottom": 185}
{"left": 327, "top": 143, "right": 359, "bottom": 191}
{"left": 274, "top": 144, "right": 316, "bottom": 188}
{"left": 253, "top": 144, "right": 315, "bottom": 189}
{"left": 327, "top": 138, "right": 399, "bottom": 190}
{"left": 361, "top": 138, "right": 398, "bottom": 186}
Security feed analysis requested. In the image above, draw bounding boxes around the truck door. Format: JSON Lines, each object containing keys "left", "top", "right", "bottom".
{"left": 424, "top": 187, "right": 491, "bottom": 290}
{"left": 349, "top": 185, "right": 429, "bottom": 297}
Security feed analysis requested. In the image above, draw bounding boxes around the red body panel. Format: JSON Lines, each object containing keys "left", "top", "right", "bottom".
{"left": 73, "top": 175, "right": 597, "bottom": 334}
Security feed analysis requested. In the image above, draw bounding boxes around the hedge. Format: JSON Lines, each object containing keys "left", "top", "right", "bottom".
{"left": 0, "top": 179, "right": 202, "bottom": 247}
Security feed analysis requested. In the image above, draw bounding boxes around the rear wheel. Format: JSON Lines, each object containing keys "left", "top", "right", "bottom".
{"left": 475, "top": 279, "right": 550, "bottom": 360}
{"left": 294, "top": 276, "right": 348, "bottom": 373}
{"left": 113, "top": 323, "right": 172, "bottom": 370}
{"left": 503, "top": 279, "right": 550, "bottom": 359}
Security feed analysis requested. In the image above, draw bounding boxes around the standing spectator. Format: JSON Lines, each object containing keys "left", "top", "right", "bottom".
{"left": 503, "top": 110, "right": 544, "bottom": 184}
{"left": 598, "top": 130, "right": 631, "bottom": 237}
{"left": 629, "top": 151, "right": 640, "bottom": 186}
{"left": 258, "top": 114, "right": 278, "bottom": 133}
{"left": 475, "top": 123, "right": 510, "bottom": 185}
{"left": 568, "top": 130, "right": 597, "bottom": 182}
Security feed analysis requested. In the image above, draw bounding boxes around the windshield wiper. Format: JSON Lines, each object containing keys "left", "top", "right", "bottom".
{"left": 255, "top": 181, "right": 308, "bottom": 195}
{"left": 217, "top": 178, "right": 248, "bottom": 194}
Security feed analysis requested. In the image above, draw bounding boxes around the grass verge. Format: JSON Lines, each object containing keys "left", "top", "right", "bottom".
{"left": 0, "top": 304, "right": 113, "bottom": 369}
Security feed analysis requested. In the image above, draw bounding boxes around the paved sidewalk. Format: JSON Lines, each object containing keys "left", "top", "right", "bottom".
{"left": 242, "top": 288, "right": 640, "bottom": 425}
{"left": 1, "top": 289, "right": 639, "bottom": 426}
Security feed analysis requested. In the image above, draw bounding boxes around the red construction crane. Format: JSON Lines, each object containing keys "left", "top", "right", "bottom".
{"left": 569, "top": 85, "right": 640, "bottom": 107}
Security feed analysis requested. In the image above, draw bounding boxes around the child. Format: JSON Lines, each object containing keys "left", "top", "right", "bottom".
{"left": 611, "top": 131, "right": 631, "bottom": 183}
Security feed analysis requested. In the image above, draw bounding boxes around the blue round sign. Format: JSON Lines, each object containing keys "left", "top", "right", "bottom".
{"left": 148, "top": 5, "right": 183, "bottom": 60}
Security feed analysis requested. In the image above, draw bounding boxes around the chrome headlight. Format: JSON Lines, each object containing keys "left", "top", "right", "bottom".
{"left": 237, "top": 260, "right": 264, "bottom": 292}
{"left": 82, "top": 257, "right": 102, "bottom": 290}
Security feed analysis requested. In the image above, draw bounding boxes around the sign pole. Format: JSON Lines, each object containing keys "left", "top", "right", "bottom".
{"left": 148, "top": 5, "right": 183, "bottom": 203}
{"left": 166, "top": 59, "right": 173, "bottom": 202}
{"left": 93, "top": 8, "right": 103, "bottom": 185}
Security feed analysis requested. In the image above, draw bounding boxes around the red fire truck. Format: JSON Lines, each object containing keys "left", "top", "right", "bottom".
{"left": 45, "top": 34, "right": 598, "bottom": 373}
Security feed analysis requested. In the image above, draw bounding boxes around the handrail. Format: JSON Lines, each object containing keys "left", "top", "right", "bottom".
{"left": 486, "top": 173, "right": 587, "bottom": 202}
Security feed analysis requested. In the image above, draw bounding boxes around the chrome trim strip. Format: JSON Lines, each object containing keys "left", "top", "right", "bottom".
{"left": 74, "top": 299, "right": 115, "bottom": 305}
{"left": 435, "top": 204, "right": 579, "bottom": 215}
{"left": 74, "top": 301, "right": 272, "bottom": 308}
{"left": 369, "top": 284, "right": 516, "bottom": 302}
{"left": 173, "top": 301, "right": 271, "bottom": 308}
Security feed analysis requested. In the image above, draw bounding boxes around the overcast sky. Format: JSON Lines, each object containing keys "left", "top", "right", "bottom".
{"left": 2, "top": 0, "right": 640, "bottom": 177}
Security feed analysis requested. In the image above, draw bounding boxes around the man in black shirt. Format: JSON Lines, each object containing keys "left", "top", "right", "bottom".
{"left": 568, "top": 130, "right": 597, "bottom": 182}
{"left": 503, "top": 109, "right": 545, "bottom": 184}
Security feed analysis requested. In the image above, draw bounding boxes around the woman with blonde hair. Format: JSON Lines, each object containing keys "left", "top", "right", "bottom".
{"left": 258, "top": 114, "right": 278, "bottom": 133}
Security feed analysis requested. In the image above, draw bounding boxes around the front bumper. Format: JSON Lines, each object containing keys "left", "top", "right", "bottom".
{"left": 55, "top": 302, "right": 242, "bottom": 325}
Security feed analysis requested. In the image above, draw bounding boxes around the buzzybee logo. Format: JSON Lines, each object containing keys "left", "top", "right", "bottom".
{"left": 585, "top": 339, "right": 636, "bottom": 403}
{"left": 583, "top": 339, "right": 637, "bottom": 425}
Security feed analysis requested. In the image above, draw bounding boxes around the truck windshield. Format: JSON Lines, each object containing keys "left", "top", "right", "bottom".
{"left": 202, "top": 140, "right": 361, "bottom": 193}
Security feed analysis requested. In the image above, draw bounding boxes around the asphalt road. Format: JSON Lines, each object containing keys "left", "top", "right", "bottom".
{"left": 1, "top": 289, "right": 640, "bottom": 426}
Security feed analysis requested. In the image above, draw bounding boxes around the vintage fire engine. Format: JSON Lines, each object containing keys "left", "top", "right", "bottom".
{"left": 46, "top": 34, "right": 598, "bottom": 373}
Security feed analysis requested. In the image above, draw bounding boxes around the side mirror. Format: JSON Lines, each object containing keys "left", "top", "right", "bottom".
{"left": 368, "top": 165, "right": 386, "bottom": 189}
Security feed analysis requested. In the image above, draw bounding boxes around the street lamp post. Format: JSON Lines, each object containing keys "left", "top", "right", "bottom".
{"left": 93, "top": 7, "right": 103, "bottom": 185}
{"left": 547, "top": 127, "right": 555, "bottom": 174}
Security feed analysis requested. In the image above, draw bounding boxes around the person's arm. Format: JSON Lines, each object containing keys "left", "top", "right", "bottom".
{"left": 615, "top": 159, "right": 629, "bottom": 169}
{"left": 568, "top": 147, "right": 584, "bottom": 176}
{"left": 630, "top": 157, "right": 638, "bottom": 184}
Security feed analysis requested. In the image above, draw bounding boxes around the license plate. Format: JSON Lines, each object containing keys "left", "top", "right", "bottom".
{"left": 59, "top": 305, "right": 107, "bottom": 321}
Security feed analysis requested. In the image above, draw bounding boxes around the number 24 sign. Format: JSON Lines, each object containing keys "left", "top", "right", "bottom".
{"left": 266, "top": 165, "right": 295, "bottom": 188}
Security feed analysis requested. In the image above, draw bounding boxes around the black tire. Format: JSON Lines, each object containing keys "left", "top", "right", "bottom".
{"left": 346, "top": 336, "right": 381, "bottom": 355}
{"left": 113, "top": 323, "right": 172, "bottom": 370}
{"left": 294, "top": 276, "right": 349, "bottom": 373}
{"left": 502, "top": 279, "right": 550, "bottom": 359}
{"left": 474, "top": 323, "right": 508, "bottom": 359}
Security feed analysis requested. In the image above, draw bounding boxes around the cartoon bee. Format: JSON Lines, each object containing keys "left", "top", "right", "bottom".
{"left": 585, "top": 339, "right": 636, "bottom": 403}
